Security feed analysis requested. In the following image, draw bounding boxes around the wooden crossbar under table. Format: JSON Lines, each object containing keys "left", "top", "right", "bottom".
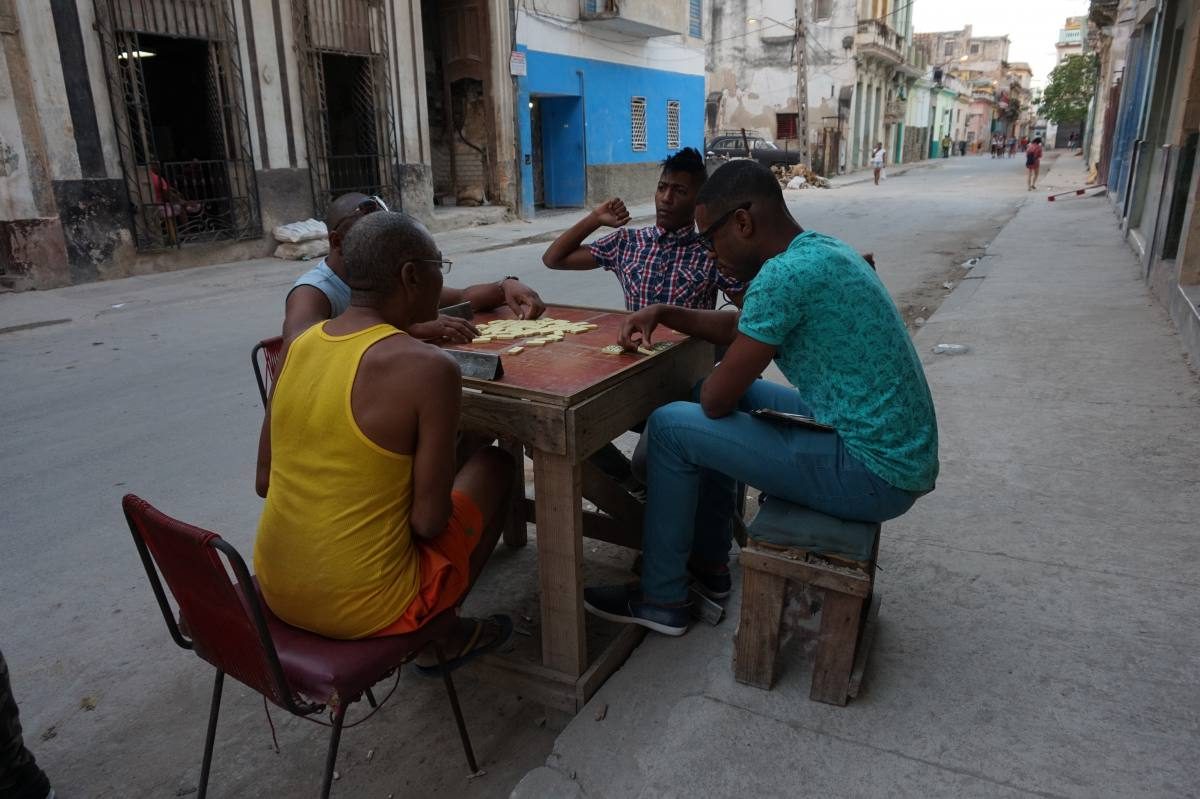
{"left": 450, "top": 305, "right": 714, "bottom": 712}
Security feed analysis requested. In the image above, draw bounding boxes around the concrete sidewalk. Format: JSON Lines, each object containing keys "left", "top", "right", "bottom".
{"left": 512, "top": 160, "right": 1200, "bottom": 797}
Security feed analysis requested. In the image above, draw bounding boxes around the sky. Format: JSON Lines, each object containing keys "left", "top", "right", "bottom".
{"left": 912, "top": 0, "right": 1091, "bottom": 87}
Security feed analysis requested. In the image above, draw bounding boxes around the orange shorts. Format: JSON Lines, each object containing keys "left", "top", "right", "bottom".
{"left": 371, "top": 491, "right": 484, "bottom": 637}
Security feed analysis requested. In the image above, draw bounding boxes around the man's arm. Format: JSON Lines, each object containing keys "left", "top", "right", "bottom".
{"left": 618, "top": 304, "right": 740, "bottom": 350}
{"left": 282, "top": 285, "right": 332, "bottom": 342}
{"left": 409, "top": 352, "right": 463, "bottom": 540}
{"left": 255, "top": 407, "right": 271, "bottom": 497}
{"left": 440, "top": 278, "right": 546, "bottom": 319}
{"left": 699, "top": 334, "right": 776, "bottom": 418}
{"left": 541, "top": 198, "right": 631, "bottom": 270}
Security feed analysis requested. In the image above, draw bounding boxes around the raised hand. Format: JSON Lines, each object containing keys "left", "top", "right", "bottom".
{"left": 592, "top": 198, "right": 632, "bottom": 229}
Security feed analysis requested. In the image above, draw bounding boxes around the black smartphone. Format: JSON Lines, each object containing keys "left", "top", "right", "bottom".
{"left": 750, "top": 408, "right": 836, "bottom": 432}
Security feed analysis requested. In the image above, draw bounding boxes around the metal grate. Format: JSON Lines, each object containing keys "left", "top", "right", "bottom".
{"left": 666, "top": 100, "right": 680, "bottom": 149}
{"left": 631, "top": 97, "right": 647, "bottom": 153}
{"left": 293, "top": 0, "right": 401, "bottom": 216}
{"left": 92, "top": 0, "right": 261, "bottom": 252}
{"left": 776, "top": 113, "right": 798, "bottom": 140}
{"left": 688, "top": 0, "right": 701, "bottom": 37}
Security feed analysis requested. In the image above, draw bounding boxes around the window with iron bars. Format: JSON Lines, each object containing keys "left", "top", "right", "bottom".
{"left": 776, "top": 113, "right": 799, "bottom": 140}
{"left": 666, "top": 101, "right": 680, "bottom": 149}
{"left": 689, "top": 0, "right": 702, "bottom": 37}
{"left": 631, "top": 97, "right": 647, "bottom": 152}
{"left": 814, "top": 0, "right": 832, "bottom": 20}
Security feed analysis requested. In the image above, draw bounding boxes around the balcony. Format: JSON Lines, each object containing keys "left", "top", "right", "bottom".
{"left": 855, "top": 19, "right": 903, "bottom": 65}
{"left": 580, "top": 0, "right": 687, "bottom": 38}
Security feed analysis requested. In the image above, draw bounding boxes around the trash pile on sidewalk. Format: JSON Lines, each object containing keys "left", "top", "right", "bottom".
{"left": 272, "top": 219, "right": 328, "bottom": 260}
{"left": 773, "top": 163, "right": 831, "bottom": 190}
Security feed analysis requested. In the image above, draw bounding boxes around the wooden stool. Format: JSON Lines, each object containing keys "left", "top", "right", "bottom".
{"left": 733, "top": 500, "right": 881, "bottom": 706}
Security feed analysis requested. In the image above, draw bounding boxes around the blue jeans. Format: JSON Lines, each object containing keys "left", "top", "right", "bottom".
{"left": 640, "top": 380, "right": 919, "bottom": 603}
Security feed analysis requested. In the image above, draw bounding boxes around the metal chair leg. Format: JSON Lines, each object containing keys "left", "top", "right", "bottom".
{"left": 319, "top": 707, "right": 347, "bottom": 799}
{"left": 365, "top": 687, "right": 377, "bottom": 708}
{"left": 197, "top": 670, "right": 224, "bottom": 799}
{"left": 435, "top": 643, "right": 479, "bottom": 773}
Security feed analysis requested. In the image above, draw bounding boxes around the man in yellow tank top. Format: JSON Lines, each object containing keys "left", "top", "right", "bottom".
{"left": 254, "top": 211, "right": 514, "bottom": 670}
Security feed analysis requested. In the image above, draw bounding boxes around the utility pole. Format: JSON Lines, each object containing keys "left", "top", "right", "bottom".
{"left": 794, "top": 0, "right": 809, "bottom": 166}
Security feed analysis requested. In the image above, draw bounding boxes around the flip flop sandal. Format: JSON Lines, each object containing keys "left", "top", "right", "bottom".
{"left": 414, "top": 614, "right": 513, "bottom": 677}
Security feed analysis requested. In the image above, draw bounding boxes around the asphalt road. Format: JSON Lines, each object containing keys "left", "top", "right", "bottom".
{"left": 0, "top": 153, "right": 1038, "bottom": 797}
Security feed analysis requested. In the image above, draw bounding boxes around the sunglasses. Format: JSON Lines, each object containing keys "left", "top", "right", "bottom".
{"left": 412, "top": 257, "right": 453, "bottom": 275}
{"left": 698, "top": 201, "right": 752, "bottom": 252}
{"left": 332, "top": 195, "right": 389, "bottom": 232}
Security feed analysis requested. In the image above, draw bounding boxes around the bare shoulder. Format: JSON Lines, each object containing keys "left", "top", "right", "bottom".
{"left": 364, "top": 334, "right": 460, "bottom": 390}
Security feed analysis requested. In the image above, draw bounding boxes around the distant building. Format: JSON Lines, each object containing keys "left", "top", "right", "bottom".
{"left": 706, "top": 0, "right": 923, "bottom": 176}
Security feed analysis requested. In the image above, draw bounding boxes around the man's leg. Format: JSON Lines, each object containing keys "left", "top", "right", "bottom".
{"left": 640, "top": 387, "right": 914, "bottom": 607}
{"left": 0, "top": 650, "right": 52, "bottom": 799}
{"left": 451, "top": 446, "right": 514, "bottom": 583}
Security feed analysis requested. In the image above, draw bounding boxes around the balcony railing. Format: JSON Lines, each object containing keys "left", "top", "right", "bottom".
{"left": 855, "top": 19, "right": 903, "bottom": 64}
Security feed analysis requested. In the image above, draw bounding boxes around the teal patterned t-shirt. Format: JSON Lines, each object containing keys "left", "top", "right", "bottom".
{"left": 738, "top": 231, "right": 939, "bottom": 492}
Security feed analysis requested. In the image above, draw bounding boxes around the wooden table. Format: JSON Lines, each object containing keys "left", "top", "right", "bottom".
{"left": 450, "top": 304, "right": 713, "bottom": 712}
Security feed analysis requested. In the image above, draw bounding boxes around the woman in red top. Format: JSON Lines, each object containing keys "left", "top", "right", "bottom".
{"left": 1026, "top": 137, "right": 1044, "bottom": 191}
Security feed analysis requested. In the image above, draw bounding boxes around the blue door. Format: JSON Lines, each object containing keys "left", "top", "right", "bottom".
{"left": 538, "top": 96, "right": 586, "bottom": 207}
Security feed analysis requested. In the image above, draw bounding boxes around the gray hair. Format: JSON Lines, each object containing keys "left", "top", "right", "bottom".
{"left": 342, "top": 211, "right": 437, "bottom": 294}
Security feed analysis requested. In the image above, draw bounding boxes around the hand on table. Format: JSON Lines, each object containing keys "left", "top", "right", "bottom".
{"left": 408, "top": 314, "right": 479, "bottom": 344}
{"left": 591, "top": 198, "right": 631, "bottom": 229}
{"left": 618, "top": 305, "right": 663, "bottom": 351}
{"left": 501, "top": 279, "right": 546, "bottom": 320}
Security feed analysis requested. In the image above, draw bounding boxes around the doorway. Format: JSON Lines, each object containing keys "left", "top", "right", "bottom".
{"left": 321, "top": 53, "right": 382, "bottom": 197}
{"left": 533, "top": 95, "right": 585, "bottom": 208}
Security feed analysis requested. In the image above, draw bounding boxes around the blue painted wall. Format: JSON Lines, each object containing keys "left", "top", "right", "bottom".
{"left": 515, "top": 45, "right": 705, "bottom": 216}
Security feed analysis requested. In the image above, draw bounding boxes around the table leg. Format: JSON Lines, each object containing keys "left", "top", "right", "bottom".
{"left": 533, "top": 450, "right": 586, "bottom": 677}
{"left": 501, "top": 439, "right": 527, "bottom": 548}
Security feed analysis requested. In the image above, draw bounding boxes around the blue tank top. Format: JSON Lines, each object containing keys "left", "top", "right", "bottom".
{"left": 290, "top": 259, "right": 351, "bottom": 317}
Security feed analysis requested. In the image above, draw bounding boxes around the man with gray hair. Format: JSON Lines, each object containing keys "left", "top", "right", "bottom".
{"left": 255, "top": 211, "right": 514, "bottom": 668}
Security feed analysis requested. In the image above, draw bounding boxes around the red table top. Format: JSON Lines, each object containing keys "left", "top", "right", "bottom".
{"left": 446, "top": 305, "right": 688, "bottom": 404}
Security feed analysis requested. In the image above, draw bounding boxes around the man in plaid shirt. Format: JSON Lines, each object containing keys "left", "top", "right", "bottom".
{"left": 542, "top": 147, "right": 742, "bottom": 309}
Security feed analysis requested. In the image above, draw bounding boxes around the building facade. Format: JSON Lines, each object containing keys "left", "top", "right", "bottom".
{"left": 705, "top": 0, "right": 920, "bottom": 176}
{"left": 1085, "top": 0, "right": 1200, "bottom": 367}
{"left": 0, "top": 0, "right": 528, "bottom": 291}
{"left": 514, "top": 0, "right": 706, "bottom": 214}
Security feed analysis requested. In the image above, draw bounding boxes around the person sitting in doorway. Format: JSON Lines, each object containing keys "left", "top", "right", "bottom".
{"left": 541, "top": 146, "right": 743, "bottom": 311}
{"left": 255, "top": 211, "right": 514, "bottom": 669}
{"left": 283, "top": 192, "right": 545, "bottom": 347}
{"left": 582, "top": 160, "right": 939, "bottom": 636}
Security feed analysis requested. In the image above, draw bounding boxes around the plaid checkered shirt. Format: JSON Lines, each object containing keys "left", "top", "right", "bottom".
{"left": 589, "top": 225, "right": 743, "bottom": 311}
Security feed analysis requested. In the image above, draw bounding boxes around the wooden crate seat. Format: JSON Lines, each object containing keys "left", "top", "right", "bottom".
{"left": 733, "top": 499, "right": 881, "bottom": 705}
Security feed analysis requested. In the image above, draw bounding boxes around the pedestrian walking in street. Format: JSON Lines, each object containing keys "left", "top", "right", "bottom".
{"left": 1008, "top": 136, "right": 1017, "bottom": 157}
{"left": 941, "top": 134, "right": 952, "bottom": 158}
{"left": 958, "top": 139, "right": 967, "bottom": 156}
{"left": 1020, "top": 135, "right": 1029, "bottom": 152}
{"left": 1067, "top": 132, "right": 1077, "bottom": 150}
{"left": 581, "top": 159, "right": 938, "bottom": 636}
{"left": 0, "top": 649, "right": 54, "bottom": 799}
{"left": 871, "top": 142, "right": 886, "bottom": 185}
{"left": 1026, "top": 136, "right": 1044, "bottom": 191}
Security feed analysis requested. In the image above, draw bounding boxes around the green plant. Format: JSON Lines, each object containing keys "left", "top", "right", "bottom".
{"left": 1037, "top": 53, "right": 1098, "bottom": 124}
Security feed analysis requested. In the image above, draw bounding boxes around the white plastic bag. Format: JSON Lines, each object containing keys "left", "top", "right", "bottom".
{"left": 272, "top": 218, "right": 328, "bottom": 243}
{"left": 273, "top": 238, "right": 329, "bottom": 260}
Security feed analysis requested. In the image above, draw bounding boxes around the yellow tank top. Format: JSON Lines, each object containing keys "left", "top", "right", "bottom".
{"left": 254, "top": 322, "right": 419, "bottom": 639}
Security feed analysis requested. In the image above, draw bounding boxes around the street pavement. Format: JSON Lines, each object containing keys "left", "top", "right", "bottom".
{"left": 4, "top": 153, "right": 1195, "bottom": 797}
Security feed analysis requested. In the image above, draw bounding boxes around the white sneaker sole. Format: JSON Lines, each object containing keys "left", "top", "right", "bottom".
{"left": 584, "top": 600, "right": 687, "bottom": 637}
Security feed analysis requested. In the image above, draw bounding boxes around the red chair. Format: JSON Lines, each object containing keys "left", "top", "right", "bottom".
{"left": 251, "top": 336, "right": 284, "bottom": 408}
{"left": 122, "top": 495, "right": 480, "bottom": 798}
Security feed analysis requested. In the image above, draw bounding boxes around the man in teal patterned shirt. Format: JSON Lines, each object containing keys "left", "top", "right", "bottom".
{"left": 584, "top": 159, "right": 938, "bottom": 636}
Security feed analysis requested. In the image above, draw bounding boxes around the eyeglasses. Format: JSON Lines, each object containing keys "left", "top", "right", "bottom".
{"left": 412, "top": 257, "right": 453, "bottom": 275}
{"left": 331, "top": 195, "right": 389, "bottom": 232}
{"left": 698, "top": 201, "right": 752, "bottom": 252}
